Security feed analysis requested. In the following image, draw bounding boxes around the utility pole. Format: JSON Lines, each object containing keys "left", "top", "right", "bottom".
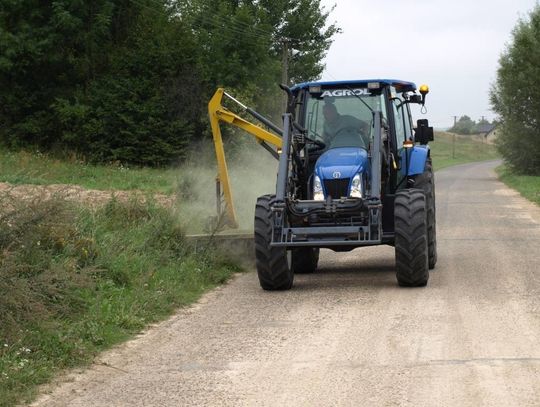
{"left": 452, "top": 116, "right": 457, "bottom": 159}
{"left": 281, "top": 37, "right": 290, "bottom": 114}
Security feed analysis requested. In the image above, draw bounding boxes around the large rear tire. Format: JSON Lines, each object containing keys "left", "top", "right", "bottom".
{"left": 394, "top": 189, "right": 429, "bottom": 287}
{"left": 254, "top": 195, "right": 294, "bottom": 290}
{"left": 413, "top": 159, "right": 437, "bottom": 269}
{"left": 292, "top": 248, "right": 319, "bottom": 274}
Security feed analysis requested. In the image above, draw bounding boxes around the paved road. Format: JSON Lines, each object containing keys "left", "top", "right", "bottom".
{"left": 33, "top": 161, "right": 540, "bottom": 406}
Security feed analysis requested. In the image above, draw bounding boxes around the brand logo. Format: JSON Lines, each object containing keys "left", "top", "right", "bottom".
{"left": 332, "top": 171, "right": 342, "bottom": 179}
{"left": 321, "top": 88, "right": 370, "bottom": 98}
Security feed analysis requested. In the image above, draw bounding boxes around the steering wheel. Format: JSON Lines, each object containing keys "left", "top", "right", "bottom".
{"left": 305, "top": 136, "right": 326, "bottom": 151}
{"left": 331, "top": 126, "right": 367, "bottom": 149}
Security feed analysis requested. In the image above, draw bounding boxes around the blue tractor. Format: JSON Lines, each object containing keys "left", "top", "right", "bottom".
{"left": 253, "top": 79, "right": 437, "bottom": 289}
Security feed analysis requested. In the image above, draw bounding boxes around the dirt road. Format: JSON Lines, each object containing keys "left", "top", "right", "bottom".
{"left": 33, "top": 161, "right": 540, "bottom": 406}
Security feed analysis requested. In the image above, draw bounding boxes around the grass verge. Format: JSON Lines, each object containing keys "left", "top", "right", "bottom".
{"left": 0, "top": 132, "right": 498, "bottom": 197}
{"left": 0, "top": 196, "right": 242, "bottom": 407}
{"left": 430, "top": 132, "right": 499, "bottom": 171}
{"left": 0, "top": 148, "right": 178, "bottom": 194}
{"left": 496, "top": 166, "right": 540, "bottom": 206}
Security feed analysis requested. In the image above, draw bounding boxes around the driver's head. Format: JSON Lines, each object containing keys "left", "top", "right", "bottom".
{"left": 323, "top": 103, "right": 339, "bottom": 123}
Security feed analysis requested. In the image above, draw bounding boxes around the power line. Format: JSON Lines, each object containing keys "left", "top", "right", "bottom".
{"left": 125, "top": 0, "right": 302, "bottom": 49}
{"left": 204, "top": 11, "right": 275, "bottom": 37}
{"left": 193, "top": 13, "right": 272, "bottom": 43}
{"left": 136, "top": 0, "right": 275, "bottom": 39}
{"left": 124, "top": 0, "right": 262, "bottom": 47}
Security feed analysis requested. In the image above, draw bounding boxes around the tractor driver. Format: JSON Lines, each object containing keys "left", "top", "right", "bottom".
{"left": 322, "top": 103, "right": 369, "bottom": 149}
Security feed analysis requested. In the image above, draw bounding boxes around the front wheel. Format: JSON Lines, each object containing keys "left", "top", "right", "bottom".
{"left": 254, "top": 195, "right": 294, "bottom": 290}
{"left": 413, "top": 158, "right": 437, "bottom": 269}
{"left": 394, "top": 189, "right": 429, "bottom": 287}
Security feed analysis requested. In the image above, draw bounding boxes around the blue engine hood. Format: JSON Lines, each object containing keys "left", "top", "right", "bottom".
{"left": 315, "top": 147, "right": 369, "bottom": 180}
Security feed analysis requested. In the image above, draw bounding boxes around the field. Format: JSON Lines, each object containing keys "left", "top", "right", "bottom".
{"left": 0, "top": 149, "right": 179, "bottom": 194}
{"left": 0, "top": 132, "right": 498, "bottom": 196}
{"left": 429, "top": 132, "right": 499, "bottom": 170}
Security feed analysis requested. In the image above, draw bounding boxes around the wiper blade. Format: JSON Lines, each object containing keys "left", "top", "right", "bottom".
{"left": 339, "top": 84, "right": 374, "bottom": 114}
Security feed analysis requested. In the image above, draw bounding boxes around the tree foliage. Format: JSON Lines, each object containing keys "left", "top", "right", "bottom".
{"left": 449, "top": 115, "right": 476, "bottom": 135}
{"left": 0, "top": 0, "right": 339, "bottom": 165}
{"left": 490, "top": 5, "right": 540, "bottom": 175}
{"left": 1, "top": 0, "right": 203, "bottom": 165}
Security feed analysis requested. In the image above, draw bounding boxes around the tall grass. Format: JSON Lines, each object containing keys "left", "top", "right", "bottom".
{"left": 0, "top": 148, "right": 179, "bottom": 194}
{"left": 430, "top": 132, "right": 499, "bottom": 170}
{"left": 496, "top": 166, "right": 540, "bottom": 206}
{"left": 0, "top": 195, "right": 242, "bottom": 407}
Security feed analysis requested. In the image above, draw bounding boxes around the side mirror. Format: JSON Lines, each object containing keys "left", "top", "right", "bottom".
{"left": 409, "top": 94, "right": 423, "bottom": 104}
{"left": 415, "top": 119, "right": 434, "bottom": 145}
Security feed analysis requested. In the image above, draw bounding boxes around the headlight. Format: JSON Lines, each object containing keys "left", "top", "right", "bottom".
{"left": 313, "top": 175, "right": 324, "bottom": 201}
{"left": 349, "top": 173, "right": 363, "bottom": 198}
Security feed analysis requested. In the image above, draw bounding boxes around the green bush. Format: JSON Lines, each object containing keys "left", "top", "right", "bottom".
{"left": 490, "top": 5, "right": 540, "bottom": 175}
{"left": 0, "top": 196, "right": 241, "bottom": 406}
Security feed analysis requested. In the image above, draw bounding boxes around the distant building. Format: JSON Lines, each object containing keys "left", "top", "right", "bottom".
{"left": 477, "top": 123, "right": 496, "bottom": 135}
{"left": 485, "top": 126, "right": 499, "bottom": 144}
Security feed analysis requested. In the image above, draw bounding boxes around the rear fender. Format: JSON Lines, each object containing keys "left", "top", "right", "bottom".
{"left": 400, "top": 145, "right": 429, "bottom": 177}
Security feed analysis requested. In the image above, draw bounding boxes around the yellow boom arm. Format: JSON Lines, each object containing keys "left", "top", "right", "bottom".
{"left": 208, "top": 88, "right": 282, "bottom": 228}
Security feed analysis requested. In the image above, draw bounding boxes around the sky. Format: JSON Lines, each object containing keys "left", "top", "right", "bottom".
{"left": 319, "top": 0, "right": 538, "bottom": 128}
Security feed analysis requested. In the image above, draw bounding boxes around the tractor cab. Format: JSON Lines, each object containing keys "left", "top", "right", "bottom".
{"left": 291, "top": 80, "right": 428, "bottom": 202}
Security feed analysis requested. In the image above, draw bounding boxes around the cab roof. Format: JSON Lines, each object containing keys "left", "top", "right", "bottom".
{"left": 292, "top": 79, "right": 417, "bottom": 93}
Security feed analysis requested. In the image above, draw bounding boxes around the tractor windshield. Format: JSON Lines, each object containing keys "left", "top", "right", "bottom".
{"left": 305, "top": 89, "right": 386, "bottom": 150}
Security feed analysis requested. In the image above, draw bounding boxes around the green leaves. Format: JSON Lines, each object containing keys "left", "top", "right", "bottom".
{"left": 490, "top": 5, "right": 540, "bottom": 175}
{"left": 0, "top": 0, "right": 339, "bottom": 166}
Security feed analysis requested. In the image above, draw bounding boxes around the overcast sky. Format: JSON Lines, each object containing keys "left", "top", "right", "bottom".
{"left": 319, "top": 0, "right": 538, "bottom": 128}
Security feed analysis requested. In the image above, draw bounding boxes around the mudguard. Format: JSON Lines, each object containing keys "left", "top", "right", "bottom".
{"left": 400, "top": 145, "right": 430, "bottom": 177}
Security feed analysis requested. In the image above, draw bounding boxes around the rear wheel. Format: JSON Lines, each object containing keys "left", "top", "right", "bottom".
{"left": 292, "top": 248, "right": 319, "bottom": 274}
{"left": 254, "top": 195, "right": 294, "bottom": 290}
{"left": 413, "top": 159, "right": 437, "bottom": 269}
{"left": 394, "top": 189, "right": 429, "bottom": 287}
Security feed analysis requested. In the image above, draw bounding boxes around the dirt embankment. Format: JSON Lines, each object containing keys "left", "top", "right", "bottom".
{"left": 0, "top": 182, "right": 175, "bottom": 209}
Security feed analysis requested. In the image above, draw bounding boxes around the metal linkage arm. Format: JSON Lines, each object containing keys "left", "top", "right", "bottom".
{"left": 208, "top": 88, "right": 283, "bottom": 228}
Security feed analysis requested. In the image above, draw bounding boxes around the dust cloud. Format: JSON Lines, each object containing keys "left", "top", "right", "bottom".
{"left": 175, "top": 135, "right": 278, "bottom": 234}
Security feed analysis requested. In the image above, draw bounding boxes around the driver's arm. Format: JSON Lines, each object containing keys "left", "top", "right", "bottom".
{"left": 353, "top": 117, "right": 370, "bottom": 146}
{"left": 321, "top": 124, "right": 334, "bottom": 147}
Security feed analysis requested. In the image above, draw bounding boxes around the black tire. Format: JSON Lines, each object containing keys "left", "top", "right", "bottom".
{"left": 292, "top": 248, "right": 319, "bottom": 274}
{"left": 254, "top": 195, "right": 294, "bottom": 290}
{"left": 413, "top": 159, "right": 437, "bottom": 269}
{"left": 394, "top": 189, "right": 429, "bottom": 287}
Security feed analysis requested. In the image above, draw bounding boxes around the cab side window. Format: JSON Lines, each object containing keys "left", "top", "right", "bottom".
{"left": 392, "top": 98, "right": 406, "bottom": 147}
{"left": 403, "top": 103, "right": 413, "bottom": 140}
{"left": 391, "top": 90, "right": 413, "bottom": 147}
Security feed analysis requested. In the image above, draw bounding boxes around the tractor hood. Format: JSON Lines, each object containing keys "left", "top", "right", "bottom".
{"left": 315, "top": 147, "right": 369, "bottom": 180}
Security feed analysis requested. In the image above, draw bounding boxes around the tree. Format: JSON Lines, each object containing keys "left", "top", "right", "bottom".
{"left": 258, "top": 0, "right": 341, "bottom": 84}
{"left": 0, "top": 1, "right": 202, "bottom": 165}
{"left": 490, "top": 5, "right": 540, "bottom": 175}
{"left": 0, "top": 0, "right": 340, "bottom": 165}
{"left": 179, "top": 0, "right": 340, "bottom": 117}
{"left": 449, "top": 115, "right": 476, "bottom": 135}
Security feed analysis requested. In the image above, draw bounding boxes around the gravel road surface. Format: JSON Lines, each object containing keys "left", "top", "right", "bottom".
{"left": 32, "top": 160, "right": 540, "bottom": 406}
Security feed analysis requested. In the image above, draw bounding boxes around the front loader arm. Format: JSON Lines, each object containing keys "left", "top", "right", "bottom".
{"left": 208, "top": 88, "right": 283, "bottom": 229}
